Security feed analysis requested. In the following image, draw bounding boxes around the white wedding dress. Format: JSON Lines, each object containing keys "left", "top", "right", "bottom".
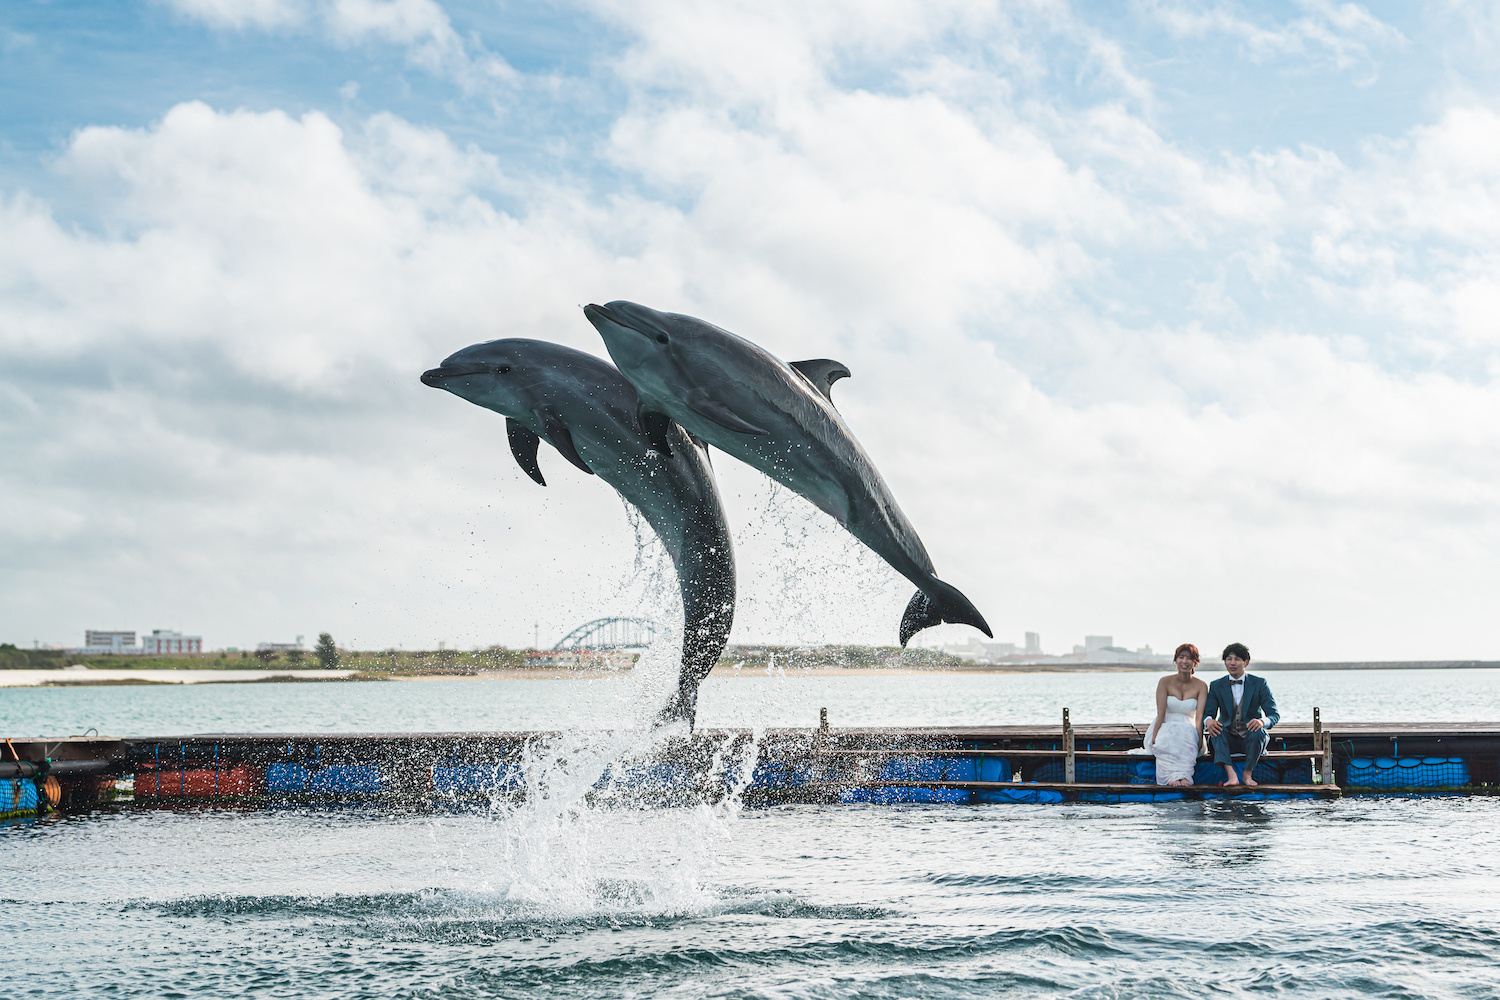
{"left": 1144, "top": 696, "right": 1200, "bottom": 785}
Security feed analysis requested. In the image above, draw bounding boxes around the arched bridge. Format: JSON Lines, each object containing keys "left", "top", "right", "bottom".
{"left": 553, "top": 617, "right": 657, "bottom": 650}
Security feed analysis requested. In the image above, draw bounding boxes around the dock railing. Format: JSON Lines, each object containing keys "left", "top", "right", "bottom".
{"left": 809, "top": 706, "right": 1339, "bottom": 799}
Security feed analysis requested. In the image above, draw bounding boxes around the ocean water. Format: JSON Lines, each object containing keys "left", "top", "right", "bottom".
{"left": 3, "top": 670, "right": 1498, "bottom": 998}
{"left": 4, "top": 667, "right": 1500, "bottom": 736}
{"left": 3, "top": 796, "right": 1497, "bottom": 998}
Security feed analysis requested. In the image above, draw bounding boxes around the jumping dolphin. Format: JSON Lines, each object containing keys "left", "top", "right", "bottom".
{"left": 421, "top": 339, "right": 735, "bottom": 726}
{"left": 583, "top": 301, "right": 990, "bottom": 647}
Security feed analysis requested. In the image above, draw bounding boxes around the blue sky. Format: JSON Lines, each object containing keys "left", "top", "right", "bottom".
{"left": 3, "top": 1, "right": 1499, "bottom": 659}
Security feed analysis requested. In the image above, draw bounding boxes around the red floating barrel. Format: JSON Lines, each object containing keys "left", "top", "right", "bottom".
{"left": 135, "top": 764, "right": 265, "bottom": 799}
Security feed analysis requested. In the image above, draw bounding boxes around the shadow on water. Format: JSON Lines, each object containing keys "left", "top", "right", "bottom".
{"left": 1146, "top": 799, "right": 1276, "bottom": 870}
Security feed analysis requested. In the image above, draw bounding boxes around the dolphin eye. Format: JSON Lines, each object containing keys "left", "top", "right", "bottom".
{"left": 655, "top": 334, "right": 668, "bottom": 345}
{"left": 496, "top": 365, "right": 511, "bottom": 374}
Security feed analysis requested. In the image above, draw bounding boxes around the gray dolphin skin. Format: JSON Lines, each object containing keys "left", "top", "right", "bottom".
{"left": 421, "top": 339, "right": 735, "bottom": 727}
{"left": 583, "top": 300, "right": 991, "bottom": 647}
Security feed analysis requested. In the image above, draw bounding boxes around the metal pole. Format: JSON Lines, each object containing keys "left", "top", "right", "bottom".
{"left": 1063, "top": 708, "right": 1075, "bottom": 784}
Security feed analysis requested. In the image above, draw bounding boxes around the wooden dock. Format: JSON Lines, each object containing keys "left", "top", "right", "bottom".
{"left": 4, "top": 708, "right": 1497, "bottom": 811}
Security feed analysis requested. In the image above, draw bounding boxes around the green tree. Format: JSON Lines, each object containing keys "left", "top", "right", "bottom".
{"left": 285, "top": 648, "right": 304, "bottom": 666}
{"left": 314, "top": 633, "right": 339, "bottom": 670}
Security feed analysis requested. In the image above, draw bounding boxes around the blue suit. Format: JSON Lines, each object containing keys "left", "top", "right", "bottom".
{"left": 1203, "top": 673, "right": 1279, "bottom": 777}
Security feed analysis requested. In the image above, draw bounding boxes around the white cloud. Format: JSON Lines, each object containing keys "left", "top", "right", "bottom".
{"left": 5, "top": 4, "right": 1500, "bottom": 660}
{"left": 1143, "top": 0, "right": 1404, "bottom": 80}
{"left": 159, "top": 0, "right": 515, "bottom": 89}
{"left": 160, "top": 0, "right": 308, "bottom": 31}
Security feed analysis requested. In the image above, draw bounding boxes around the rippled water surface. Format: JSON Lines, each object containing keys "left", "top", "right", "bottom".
{"left": 5, "top": 667, "right": 1500, "bottom": 735}
{"left": 4, "top": 797, "right": 1498, "bottom": 998}
{"left": 3, "top": 671, "right": 1498, "bottom": 998}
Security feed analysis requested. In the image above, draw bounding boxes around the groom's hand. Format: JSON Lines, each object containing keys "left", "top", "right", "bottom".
{"left": 1205, "top": 718, "right": 1222, "bottom": 737}
{"left": 1247, "top": 719, "right": 1264, "bottom": 732}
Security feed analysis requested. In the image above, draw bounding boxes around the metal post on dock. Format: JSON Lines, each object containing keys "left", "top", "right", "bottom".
{"left": 1063, "top": 708, "right": 1075, "bottom": 784}
{"left": 1312, "top": 708, "right": 1322, "bottom": 784}
{"left": 815, "top": 707, "right": 828, "bottom": 751}
{"left": 1317, "top": 707, "right": 1333, "bottom": 786}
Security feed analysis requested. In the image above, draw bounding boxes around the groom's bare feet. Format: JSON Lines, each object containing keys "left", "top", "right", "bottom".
{"left": 1242, "top": 773, "right": 1258, "bottom": 786}
{"left": 1222, "top": 768, "right": 1240, "bottom": 786}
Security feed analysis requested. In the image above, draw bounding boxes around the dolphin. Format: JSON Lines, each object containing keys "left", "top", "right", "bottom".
{"left": 583, "top": 301, "right": 990, "bottom": 647}
{"left": 421, "top": 339, "right": 735, "bottom": 727}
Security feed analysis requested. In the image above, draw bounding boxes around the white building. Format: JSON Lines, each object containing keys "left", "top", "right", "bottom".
{"left": 936, "top": 638, "right": 1021, "bottom": 664}
{"left": 525, "top": 649, "right": 635, "bottom": 669}
{"left": 79, "top": 630, "right": 143, "bottom": 655}
{"left": 257, "top": 635, "right": 305, "bottom": 652}
{"left": 142, "top": 629, "right": 202, "bottom": 654}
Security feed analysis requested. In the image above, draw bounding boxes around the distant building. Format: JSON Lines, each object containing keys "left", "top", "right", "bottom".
{"left": 79, "top": 630, "right": 143, "bottom": 655}
{"left": 142, "top": 629, "right": 202, "bottom": 654}
{"left": 525, "top": 649, "right": 634, "bottom": 669}
{"left": 1025, "top": 632, "right": 1041, "bottom": 655}
{"left": 1079, "top": 642, "right": 1170, "bottom": 665}
{"left": 936, "top": 638, "right": 1020, "bottom": 664}
{"left": 1084, "top": 635, "right": 1113, "bottom": 653}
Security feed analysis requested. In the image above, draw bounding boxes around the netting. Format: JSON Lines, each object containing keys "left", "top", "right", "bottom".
{"left": 1032, "top": 760, "right": 1132, "bottom": 783}
{"left": 1, "top": 778, "right": 39, "bottom": 819}
{"left": 1343, "top": 756, "right": 1470, "bottom": 789}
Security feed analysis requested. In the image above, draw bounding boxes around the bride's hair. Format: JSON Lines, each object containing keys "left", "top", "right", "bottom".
{"left": 1174, "top": 643, "right": 1199, "bottom": 662}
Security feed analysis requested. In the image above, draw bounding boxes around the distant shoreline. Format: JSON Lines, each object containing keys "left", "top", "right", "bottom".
{"left": 1, "top": 660, "right": 1497, "bottom": 687}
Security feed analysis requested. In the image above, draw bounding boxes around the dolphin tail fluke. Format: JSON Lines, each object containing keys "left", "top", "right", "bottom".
{"left": 655, "top": 684, "right": 698, "bottom": 730}
{"left": 899, "top": 580, "right": 992, "bottom": 647}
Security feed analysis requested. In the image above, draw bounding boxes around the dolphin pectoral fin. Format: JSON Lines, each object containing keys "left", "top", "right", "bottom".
{"left": 534, "top": 408, "right": 593, "bottom": 476}
{"left": 898, "top": 579, "right": 992, "bottom": 647}
{"left": 641, "top": 410, "right": 674, "bottom": 457}
{"left": 506, "top": 419, "right": 547, "bottom": 486}
{"left": 684, "top": 388, "right": 768, "bottom": 435}
{"left": 790, "top": 359, "right": 851, "bottom": 403}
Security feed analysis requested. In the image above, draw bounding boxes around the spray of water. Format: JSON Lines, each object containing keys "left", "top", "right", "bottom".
{"left": 421, "top": 499, "right": 759, "bottom": 920}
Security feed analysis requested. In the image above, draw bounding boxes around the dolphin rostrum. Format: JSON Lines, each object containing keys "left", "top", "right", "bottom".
{"left": 421, "top": 339, "right": 735, "bottom": 726}
{"left": 583, "top": 300, "right": 990, "bottom": 647}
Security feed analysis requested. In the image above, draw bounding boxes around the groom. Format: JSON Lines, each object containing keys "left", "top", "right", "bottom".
{"left": 1202, "top": 643, "right": 1279, "bottom": 786}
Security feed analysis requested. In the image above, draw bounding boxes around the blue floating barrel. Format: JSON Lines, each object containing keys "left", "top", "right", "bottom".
{"left": 977, "top": 755, "right": 1012, "bottom": 782}
{"left": 266, "top": 762, "right": 383, "bottom": 795}
{"left": 1, "top": 778, "right": 39, "bottom": 819}
{"left": 842, "top": 754, "right": 978, "bottom": 803}
{"left": 1344, "top": 756, "right": 1469, "bottom": 789}
{"left": 432, "top": 763, "right": 522, "bottom": 794}
{"left": 975, "top": 785, "right": 1066, "bottom": 804}
{"left": 1193, "top": 760, "right": 1227, "bottom": 785}
{"left": 749, "top": 758, "right": 823, "bottom": 789}
{"left": 598, "top": 761, "right": 696, "bottom": 793}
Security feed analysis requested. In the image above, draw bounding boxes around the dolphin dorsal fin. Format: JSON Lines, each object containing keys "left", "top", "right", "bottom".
{"left": 533, "top": 408, "right": 593, "bottom": 476}
{"left": 507, "top": 419, "right": 547, "bottom": 486}
{"left": 790, "top": 359, "right": 851, "bottom": 403}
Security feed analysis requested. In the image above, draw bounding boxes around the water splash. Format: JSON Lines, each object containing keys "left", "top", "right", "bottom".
{"left": 429, "top": 712, "right": 759, "bottom": 919}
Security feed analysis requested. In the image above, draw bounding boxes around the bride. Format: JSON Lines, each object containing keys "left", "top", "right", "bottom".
{"left": 1143, "top": 643, "right": 1208, "bottom": 785}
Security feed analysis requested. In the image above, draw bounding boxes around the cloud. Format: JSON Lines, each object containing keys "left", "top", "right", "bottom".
{"left": 159, "top": 0, "right": 516, "bottom": 89}
{"left": 160, "top": 0, "right": 308, "bottom": 31}
{"left": 1142, "top": 0, "right": 1405, "bottom": 78}
{"left": 4, "top": 4, "right": 1500, "bottom": 660}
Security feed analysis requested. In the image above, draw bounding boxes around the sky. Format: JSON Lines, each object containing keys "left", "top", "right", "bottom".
{"left": 2, "top": 0, "right": 1498, "bottom": 660}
